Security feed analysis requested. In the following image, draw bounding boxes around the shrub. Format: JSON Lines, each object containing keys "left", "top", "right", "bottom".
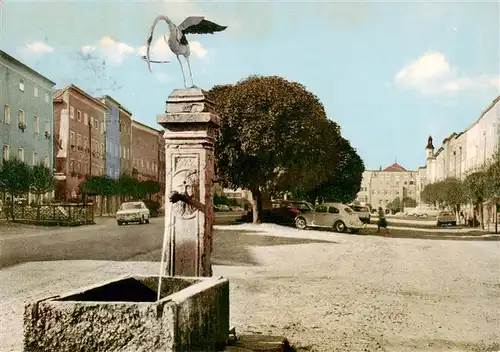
{"left": 143, "top": 199, "right": 161, "bottom": 217}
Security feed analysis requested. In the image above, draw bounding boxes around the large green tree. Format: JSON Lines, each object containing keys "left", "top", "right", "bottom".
{"left": 484, "top": 152, "right": 500, "bottom": 233}
{"left": 209, "top": 76, "right": 332, "bottom": 223}
{"left": 80, "top": 175, "right": 117, "bottom": 216}
{"left": 302, "top": 133, "right": 364, "bottom": 204}
{"left": 0, "top": 158, "right": 32, "bottom": 220}
{"left": 420, "top": 182, "right": 439, "bottom": 206}
{"left": 30, "top": 164, "right": 55, "bottom": 204}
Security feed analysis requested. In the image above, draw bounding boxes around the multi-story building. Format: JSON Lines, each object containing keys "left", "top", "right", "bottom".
{"left": 99, "top": 95, "right": 120, "bottom": 179}
{"left": 119, "top": 106, "right": 133, "bottom": 176}
{"left": 418, "top": 96, "right": 499, "bottom": 226}
{"left": 355, "top": 163, "right": 418, "bottom": 210}
{"left": 53, "top": 85, "right": 107, "bottom": 200}
{"left": 0, "top": 50, "right": 55, "bottom": 190}
{"left": 421, "top": 96, "right": 500, "bottom": 184}
{"left": 131, "top": 120, "right": 161, "bottom": 182}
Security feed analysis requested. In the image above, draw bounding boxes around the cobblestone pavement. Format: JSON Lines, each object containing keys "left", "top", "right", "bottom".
{"left": 0, "top": 223, "right": 499, "bottom": 351}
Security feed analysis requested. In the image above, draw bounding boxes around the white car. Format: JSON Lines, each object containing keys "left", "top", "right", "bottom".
{"left": 116, "top": 201, "right": 150, "bottom": 225}
{"left": 295, "top": 202, "right": 364, "bottom": 233}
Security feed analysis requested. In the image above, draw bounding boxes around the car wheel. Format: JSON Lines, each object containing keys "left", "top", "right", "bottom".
{"left": 451, "top": 221, "right": 456, "bottom": 226}
{"left": 436, "top": 221, "right": 441, "bottom": 227}
{"left": 117, "top": 221, "right": 122, "bottom": 226}
{"left": 146, "top": 217, "right": 150, "bottom": 224}
{"left": 140, "top": 215, "right": 145, "bottom": 224}
{"left": 334, "top": 220, "right": 346, "bottom": 233}
{"left": 295, "top": 217, "right": 307, "bottom": 230}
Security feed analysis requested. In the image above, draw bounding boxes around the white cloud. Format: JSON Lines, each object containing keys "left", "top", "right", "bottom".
{"left": 80, "top": 34, "right": 207, "bottom": 66}
{"left": 16, "top": 41, "right": 55, "bottom": 61}
{"left": 25, "top": 41, "right": 55, "bottom": 54}
{"left": 189, "top": 41, "right": 207, "bottom": 58}
{"left": 394, "top": 52, "right": 499, "bottom": 94}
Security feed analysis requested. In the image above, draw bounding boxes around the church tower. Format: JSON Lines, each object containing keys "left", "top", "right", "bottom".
{"left": 425, "top": 135, "right": 435, "bottom": 159}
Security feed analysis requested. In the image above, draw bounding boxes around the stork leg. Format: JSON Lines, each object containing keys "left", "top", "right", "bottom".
{"left": 186, "top": 56, "right": 195, "bottom": 88}
{"left": 176, "top": 55, "right": 187, "bottom": 88}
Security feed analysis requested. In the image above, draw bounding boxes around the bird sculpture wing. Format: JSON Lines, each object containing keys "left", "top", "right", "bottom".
{"left": 178, "top": 16, "right": 227, "bottom": 35}
{"left": 145, "top": 15, "right": 170, "bottom": 73}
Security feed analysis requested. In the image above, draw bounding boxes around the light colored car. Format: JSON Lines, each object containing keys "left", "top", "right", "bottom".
{"left": 295, "top": 203, "right": 363, "bottom": 233}
{"left": 116, "top": 201, "right": 150, "bottom": 225}
{"left": 436, "top": 211, "right": 456, "bottom": 226}
{"left": 350, "top": 205, "right": 371, "bottom": 224}
{"left": 408, "top": 206, "right": 441, "bottom": 217}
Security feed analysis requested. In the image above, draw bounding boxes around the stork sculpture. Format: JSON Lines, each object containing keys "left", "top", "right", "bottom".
{"left": 144, "top": 15, "right": 227, "bottom": 88}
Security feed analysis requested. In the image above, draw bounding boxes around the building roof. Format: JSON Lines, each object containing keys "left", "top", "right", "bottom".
{"left": 383, "top": 163, "right": 407, "bottom": 172}
{"left": 55, "top": 84, "right": 108, "bottom": 109}
{"left": 0, "top": 50, "right": 56, "bottom": 86}
{"left": 98, "top": 95, "right": 133, "bottom": 116}
{"left": 132, "top": 119, "right": 162, "bottom": 134}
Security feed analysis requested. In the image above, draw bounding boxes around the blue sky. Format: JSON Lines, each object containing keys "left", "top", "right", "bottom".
{"left": 1, "top": 0, "right": 498, "bottom": 171}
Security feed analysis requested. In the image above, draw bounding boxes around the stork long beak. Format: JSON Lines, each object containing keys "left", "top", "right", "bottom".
{"left": 164, "top": 34, "right": 168, "bottom": 44}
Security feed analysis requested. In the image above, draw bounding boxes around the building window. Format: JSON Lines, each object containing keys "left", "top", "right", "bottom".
{"left": 90, "top": 116, "right": 94, "bottom": 127}
{"left": 84, "top": 113, "right": 88, "bottom": 125}
{"left": 45, "top": 120, "right": 50, "bottom": 135}
{"left": 33, "top": 152, "right": 39, "bottom": 165}
{"left": 100, "top": 143, "right": 104, "bottom": 154}
{"left": 18, "top": 109, "right": 25, "bottom": 124}
{"left": 3, "top": 105, "right": 10, "bottom": 124}
{"left": 45, "top": 92, "right": 50, "bottom": 103}
{"left": 44, "top": 154, "right": 49, "bottom": 168}
{"left": 70, "top": 131, "right": 75, "bottom": 146}
{"left": 70, "top": 106, "right": 75, "bottom": 119}
{"left": 19, "top": 79, "right": 25, "bottom": 91}
{"left": 2, "top": 145, "right": 9, "bottom": 161}
{"left": 34, "top": 116, "right": 39, "bottom": 134}
{"left": 84, "top": 162, "right": 88, "bottom": 174}
{"left": 77, "top": 161, "right": 81, "bottom": 172}
{"left": 76, "top": 134, "right": 81, "bottom": 147}
{"left": 34, "top": 87, "right": 38, "bottom": 97}
{"left": 84, "top": 137, "right": 88, "bottom": 149}
{"left": 409, "top": 181, "right": 414, "bottom": 185}
{"left": 18, "top": 148, "right": 24, "bottom": 162}
{"left": 70, "top": 160, "right": 74, "bottom": 172}
{"left": 77, "top": 110, "right": 82, "bottom": 122}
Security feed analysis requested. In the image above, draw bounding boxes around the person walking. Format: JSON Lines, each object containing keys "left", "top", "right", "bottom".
{"left": 377, "top": 207, "right": 389, "bottom": 234}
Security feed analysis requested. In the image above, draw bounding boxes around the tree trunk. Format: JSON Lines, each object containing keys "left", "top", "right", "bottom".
{"left": 100, "top": 195, "right": 104, "bottom": 216}
{"left": 480, "top": 201, "right": 484, "bottom": 230}
{"left": 251, "top": 187, "right": 262, "bottom": 224}
{"left": 495, "top": 203, "right": 498, "bottom": 234}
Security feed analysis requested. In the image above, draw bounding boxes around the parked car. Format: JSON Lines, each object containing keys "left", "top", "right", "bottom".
{"left": 294, "top": 203, "right": 363, "bottom": 233}
{"left": 350, "top": 205, "right": 371, "bottom": 224}
{"left": 240, "top": 200, "right": 314, "bottom": 224}
{"left": 116, "top": 201, "right": 150, "bottom": 225}
{"left": 436, "top": 211, "right": 456, "bottom": 226}
{"left": 408, "top": 206, "right": 441, "bottom": 217}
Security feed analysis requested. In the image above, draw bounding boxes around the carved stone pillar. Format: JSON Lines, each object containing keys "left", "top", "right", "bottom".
{"left": 157, "top": 88, "right": 220, "bottom": 277}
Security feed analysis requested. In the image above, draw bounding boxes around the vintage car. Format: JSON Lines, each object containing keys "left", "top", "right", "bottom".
{"left": 240, "top": 200, "right": 314, "bottom": 225}
{"left": 350, "top": 205, "right": 371, "bottom": 224}
{"left": 436, "top": 211, "right": 457, "bottom": 226}
{"left": 294, "top": 203, "right": 363, "bottom": 233}
{"left": 116, "top": 201, "right": 150, "bottom": 225}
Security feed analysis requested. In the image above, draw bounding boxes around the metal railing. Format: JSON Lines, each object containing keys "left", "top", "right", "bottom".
{"left": 10, "top": 203, "right": 94, "bottom": 226}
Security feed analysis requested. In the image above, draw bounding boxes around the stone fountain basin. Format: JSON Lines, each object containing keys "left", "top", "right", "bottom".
{"left": 23, "top": 275, "right": 229, "bottom": 352}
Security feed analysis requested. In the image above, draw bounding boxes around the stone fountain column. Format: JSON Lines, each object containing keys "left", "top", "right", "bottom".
{"left": 157, "top": 87, "right": 220, "bottom": 277}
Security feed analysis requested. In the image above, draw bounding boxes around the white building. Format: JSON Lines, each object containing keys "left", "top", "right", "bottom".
{"left": 421, "top": 96, "right": 500, "bottom": 185}
{"left": 417, "top": 96, "right": 500, "bottom": 228}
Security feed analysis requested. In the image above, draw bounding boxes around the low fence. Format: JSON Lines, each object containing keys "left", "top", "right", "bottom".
{"left": 10, "top": 203, "right": 94, "bottom": 226}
